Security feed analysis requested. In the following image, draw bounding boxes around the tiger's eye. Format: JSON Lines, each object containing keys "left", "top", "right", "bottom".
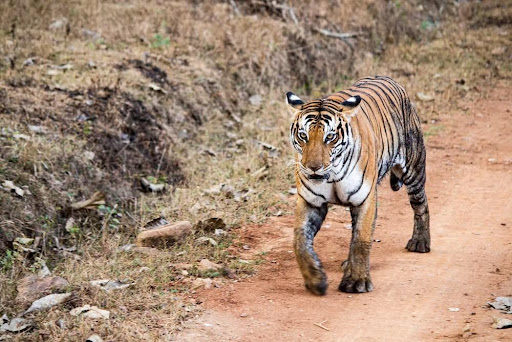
{"left": 326, "top": 133, "right": 336, "bottom": 141}
{"left": 298, "top": 132, "right": 308, "bottom": 141}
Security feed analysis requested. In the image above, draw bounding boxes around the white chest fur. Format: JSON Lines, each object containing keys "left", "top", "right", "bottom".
{"left": 297, "top": 164, "right": 371, "bottom": 208}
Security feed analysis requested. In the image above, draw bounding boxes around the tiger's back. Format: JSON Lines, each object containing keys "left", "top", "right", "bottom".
{"left": 329, "top": 76, "right": 425, "bottom": 186}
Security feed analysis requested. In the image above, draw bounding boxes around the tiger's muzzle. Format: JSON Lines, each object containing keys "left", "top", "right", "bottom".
{"left": 308, "top": 173, "right": 329, "bottom": 180}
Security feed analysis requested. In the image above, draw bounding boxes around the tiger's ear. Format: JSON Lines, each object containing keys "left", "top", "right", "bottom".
{"left": 285, "top": 91, "right": 304, "bottom": 115}
{"left": 340, "top": 95, "right": 362, "bottom": 119}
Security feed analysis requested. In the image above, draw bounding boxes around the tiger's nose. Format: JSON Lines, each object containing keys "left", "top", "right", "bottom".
{"left": 308, "top": 163, "right": 322, "bottom": 172}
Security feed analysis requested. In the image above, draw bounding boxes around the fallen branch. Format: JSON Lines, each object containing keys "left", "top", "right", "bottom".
{"left": 313, "top": 27, "right": 362, "bottom": 40}
{"left": 70, "top": 191, "right": 105, "bottom": 210}
{"left": 314, "top": 320, "right": 330, "bottom": 331}
{"left": 286, "top": 6, "right": 299, "bottom": 25}
{"left": 250, "top": 0, "right": 299, "bottom": 25}
{"left": 229, "top": 0, "right": 241, "bottom": 16}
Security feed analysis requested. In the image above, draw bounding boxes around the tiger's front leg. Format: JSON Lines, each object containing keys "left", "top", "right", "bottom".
{"left": 294, "top": 196, "right": 328, "bottom": 295}
{"left": 339, "top": 189, "right": 377, "bottom": 293}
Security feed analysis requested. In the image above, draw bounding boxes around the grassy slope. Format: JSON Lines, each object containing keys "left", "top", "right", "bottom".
{"left": 0, "top": 0, "right": 511, "bottom": 340}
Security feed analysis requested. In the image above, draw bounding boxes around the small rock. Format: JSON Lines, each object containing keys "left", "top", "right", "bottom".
{"left": 140, "top": 177, "right": 166, "bottom": 192}
{"left": 197, "top": 259, "right": 222, "bottom": 272}
{"left": 344, "top": 224, "right": 352, "bottom": 230}
{"left": 181, "top": 270, "right": 189, "bottom": 276}
{"left": 491, "top": 47, "right": 506, "bottom": 55}
{"left": 15, "top": 237, "right": 34, "bottom": 245}
{"left": 242, "top": 245, "right": 250, "bottom": 250}
{"left": 117, "top": 244, "right": 135, "bottom": 252}
{"left": 416, "top": 92, "right": 434, "bottom": 102}
{"left": 191, "top": 278, "right": 213, "bottom": 289}
{"left": 148, "top": 83, "right": 167, "bottom": 94}
{"left": 135, "top": 221, "right": 192, "bottom": 249}
{"left": 56, "top": 319, "right": 66, "bottom": 329}
{"left": 90, "top": 279, "right": 133, "bottom": 292}
{"left": 249, "top": 94, "right": 262, "bottom": 106}
{"left": 70, "top": 305, "right": 110, "bottom": 320}
{"left": 86, "top": 334, "right": 103, "bottom": 342}
{"left": 83, "top": 151, "right": 95, "bottom": 161}
{"left": 27, "top": 125, "right": 45, "bottom": 134}
{"left": 88, "top": 60, "right": 97, "bottom": 68}
{"left": 49, "top": 18, "right": 68, "bottom": 30}
{"left": 82, "top": 29, "right": 101, "bottom": 40}
{"left": 195, "top": 236, "right": 218, "bottom": 247}
{"left": 139, "top": 267, "right": 150, "bottom": 273}
{"left": 488, "top": 296, "right": 512, "bottom": 313}
{"left": 2, "top": 180, "right": 27, "bottom": 197}
{"left": 462, "top": 323, "right": 471, "bottom": 338}
{"left": 65, "top": 217, "right": 76, "bottom": 233}
{"left": 492, "top": 317, "right": 512, "bottom": 329}
{"left": 0, "top": 317, "right": 33, "bottom": 333}
{"left": 23, "top": 58, "right": 36, "bottom": 66}
{"left": 16, "top": 275, "right": 69, "bottom": 305}
{"left": 47, "top": 69, "right": 61, "bottom": 76}
{"left": 233, "top": 188, "right": 255, "bottom": 202}
{"left": 214, "top": 229, "right": 227, "bottom": 236}
{"left": 448, "top": 307, "right": 460, "bottom": 312}
{"left": 38, "top": 262, "right": 51, "bottom": 278}
{"left": 240, "top": 313, "right": 248, "bottom": 318}
{"left": 50, "top": 63, "right": 73, "bottom": 70}
{"left": 24, "top": 293, "right": 73, "bottom": 315}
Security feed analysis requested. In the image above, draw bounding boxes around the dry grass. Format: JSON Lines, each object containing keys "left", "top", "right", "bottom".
{"left": 1, "top": 0, "right": 511, "bottom": 340}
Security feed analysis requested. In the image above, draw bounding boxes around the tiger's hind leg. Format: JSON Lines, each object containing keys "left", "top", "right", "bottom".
{"left": 403, "top": 148, "right": 430, "bottom": 253}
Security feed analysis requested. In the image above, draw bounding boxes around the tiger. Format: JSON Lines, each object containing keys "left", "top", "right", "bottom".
{"left": 286, "top": 75, "right": 430, "bottom": 295}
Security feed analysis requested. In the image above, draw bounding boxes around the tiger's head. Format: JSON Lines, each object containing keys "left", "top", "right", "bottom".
{"left": 286, "top": 92, "right": 362, "bottom": 181}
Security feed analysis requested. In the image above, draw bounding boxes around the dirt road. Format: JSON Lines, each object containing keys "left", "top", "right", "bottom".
{"left": 178, "top": 85, "right": 512, "bottom": 342}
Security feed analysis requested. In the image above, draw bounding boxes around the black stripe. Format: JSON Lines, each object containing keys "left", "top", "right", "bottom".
{"left": 299, "top": 176, "right": 327, "bottom": 200}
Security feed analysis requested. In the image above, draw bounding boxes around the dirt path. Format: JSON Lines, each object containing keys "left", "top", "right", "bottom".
{"left": 178, "top": 85, "right": 512, "bottom": 342}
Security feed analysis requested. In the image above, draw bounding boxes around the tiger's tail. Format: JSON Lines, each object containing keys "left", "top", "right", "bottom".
{"left": 390, "top": 171, "right": 403, "bottom": 191}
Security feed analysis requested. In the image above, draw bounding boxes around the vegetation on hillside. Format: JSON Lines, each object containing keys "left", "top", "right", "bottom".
{"left": 0, "top": 0, "right": 510, "bottom": 339}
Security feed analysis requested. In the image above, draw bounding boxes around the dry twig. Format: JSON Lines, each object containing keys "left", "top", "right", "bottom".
{"left": 250, "top": 0, "right": 299, "bottom": 25}
{"left": 313, "top": 27, "right": 362, "bottom": 40}
{"left": 314, "top": 320, "right": 330, "bottom": 331}
{"left": 229, "top": 0, "right": 241, "bottom": 16}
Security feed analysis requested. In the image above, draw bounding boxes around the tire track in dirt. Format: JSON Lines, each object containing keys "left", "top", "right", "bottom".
{"left": 178, "top": 85, "right": 512, "bottom": 341}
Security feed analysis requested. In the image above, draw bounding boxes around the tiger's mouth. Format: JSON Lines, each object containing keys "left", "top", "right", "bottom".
{"left": 308, "top": 173, "right": 329, "bottom": 180}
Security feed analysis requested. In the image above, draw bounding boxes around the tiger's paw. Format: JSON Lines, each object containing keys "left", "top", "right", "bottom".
{"left": 338, "top": 275, "right": 373, "bottom": 293}
{"left": 303, "top": 269, "right": 328, "bottom": 296}
{"left": 406, "top": 237, "right": 430, "bottom": 253}
{"left": 305, "top": 279, "right": 328, "bottom": 296}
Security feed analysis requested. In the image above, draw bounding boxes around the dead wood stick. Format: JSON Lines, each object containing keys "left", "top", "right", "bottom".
{"left": 287, "top": 6, "right": 299, "bottom": 25}
{"left": 314, "top": 320, "right": 330, "bottom": 331}
{"left": 250, "top": 0, "right": 299, "bottom": 25}
{"left": 229, "top": 0, "right": 241, "bottom": 16}
{"left": 314, "top": 27, "right": 362, "bottom": 40}
{"left": 70, "top": 191, "right": 105, "bottom": 210}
